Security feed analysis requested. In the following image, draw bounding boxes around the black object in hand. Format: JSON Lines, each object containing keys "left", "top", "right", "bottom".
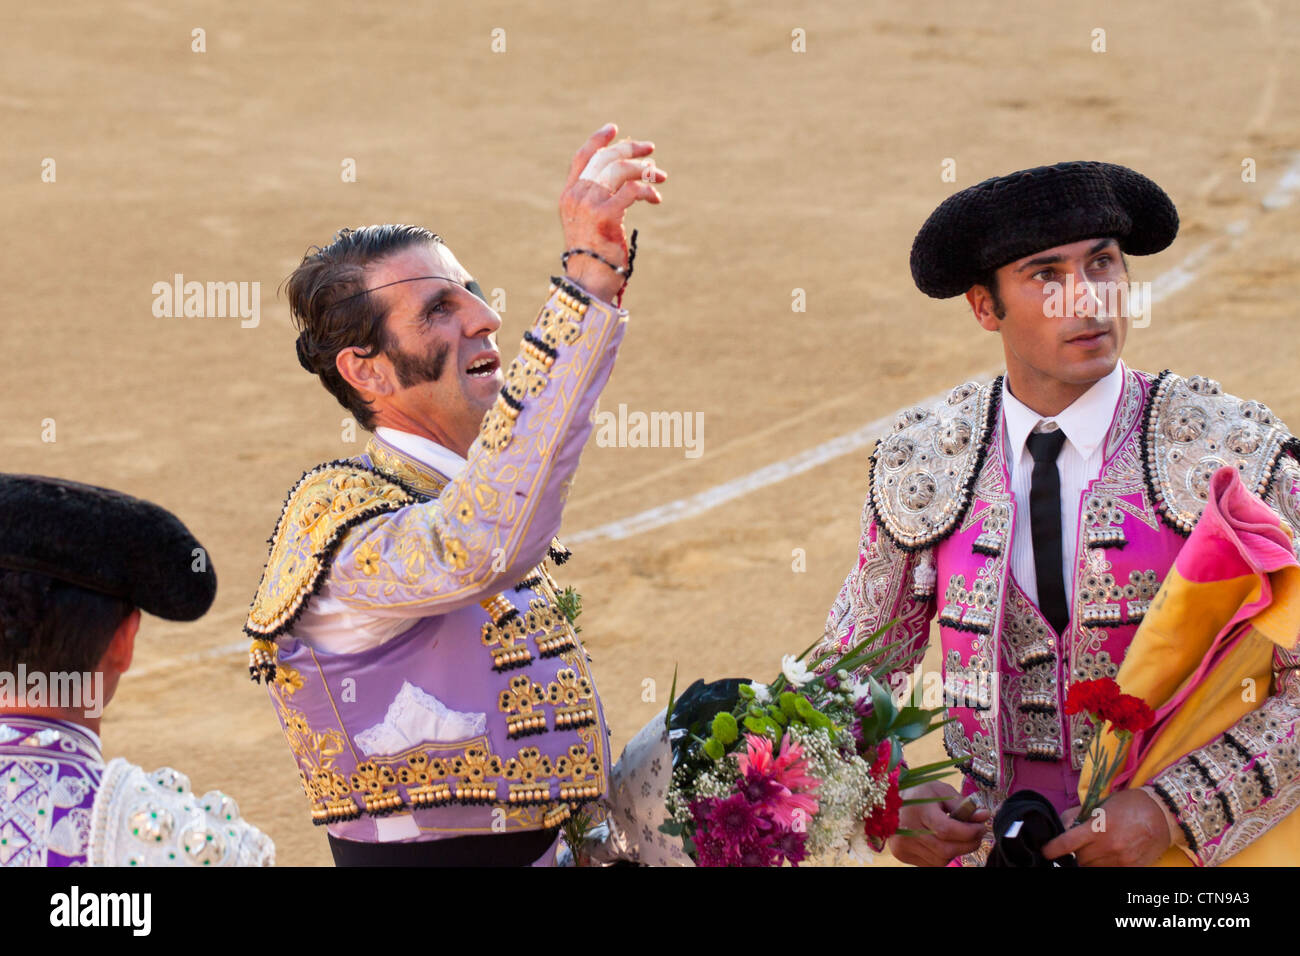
{"left": 985, "top": 789, "right": 1079, "bottom": 868}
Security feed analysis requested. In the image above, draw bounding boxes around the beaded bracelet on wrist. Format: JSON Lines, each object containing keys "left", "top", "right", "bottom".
{"left": 559, "top": 228, "right": 638, "bottom": 306}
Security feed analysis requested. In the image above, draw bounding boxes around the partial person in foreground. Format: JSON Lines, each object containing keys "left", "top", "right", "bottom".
{"left": 810, "top": 161, "right": 1300, "bottom": 866}
{"left": 0, "top": 474, "right": 274, "bottom": 867}
{"left": 243, "top": 124, "right": 666, "bottom": 866}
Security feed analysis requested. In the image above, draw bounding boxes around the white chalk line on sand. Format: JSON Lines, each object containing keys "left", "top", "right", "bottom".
{"left": 125, "top": 155, "right": 1300, "bottom": 680}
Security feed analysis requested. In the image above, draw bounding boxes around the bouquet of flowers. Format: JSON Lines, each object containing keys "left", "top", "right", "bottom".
{"left": 660, "top": 626, "right": 961, "bottom": 866}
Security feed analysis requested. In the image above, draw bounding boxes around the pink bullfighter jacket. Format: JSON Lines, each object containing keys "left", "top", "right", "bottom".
{"left": 813, "top": 365, "right": 1300, "bottom": 866}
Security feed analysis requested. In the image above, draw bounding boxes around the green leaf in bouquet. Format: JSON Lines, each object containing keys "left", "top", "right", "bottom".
{"left": 767, "top": 705, "right": 788, "bottom": 727}
{"left": 659, "top": 820, "right": 684, "bottom": 837}
{"left": 813, "top": 643, "right": 879, "bottom": 676}
{"left": 746, "top": 715, "right": 783, "bottom": 739}
{"left": 892, "top": 705, "right": 929, "bottom": 727}
{"left": 890, "top": 720, "right": 930, "bottom": 743}
{"left": 666, "top": 665, "right": 679, "bottom": 725}
{"left": 897, "top": 768, "right": 962, "bottom": 789}
{"left": 703, "top": 737, "right": 725, "bottom": 761}
{"left": 812, "top": 619, "right": 903, "bottom": 673}
{"left": 779, "top": 692, "right": 800, "bottom": 719}
{"left": 806, "top": 710, "right": 833, "bottom": 731}
{"left": 790, "top": 636, "right": 825, "bottom": 664}
{"left": 868, "top": 675, "right": 896, "bottom": 733}
{"left": 793, "top": 696, "right": 817, "bottom": 721}
{"left": 900, "top": 757, "right": 968, "bottom": 776}
{"left": 711, "top": 711, "right": 739, "bottom": 746}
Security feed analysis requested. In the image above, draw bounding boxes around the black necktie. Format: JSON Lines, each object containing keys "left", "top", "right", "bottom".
{"left": 1027, "top": 428, "right": 1069, "bottom": 634}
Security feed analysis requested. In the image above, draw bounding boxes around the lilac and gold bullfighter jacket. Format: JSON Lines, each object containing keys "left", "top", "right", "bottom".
{"left": 244, "top": 277, "right": 625, "bottom": 844}
{"left": 813, "top": 366, "right": 1300, "bottom": 866}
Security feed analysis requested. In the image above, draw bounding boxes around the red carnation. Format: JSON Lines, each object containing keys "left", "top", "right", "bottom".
{"left": 870, "top": 738, "right": 891, "bottom": 775}
{"left": 1064, "top": 678, "right": 1121, "bottom": 717}
{"left": 1102, "top": 693, "right": 1155, "bottom": 734}
{"left": 863, "top": 769, "right": 902, "bottom": 848}
{"left": 1065, "top": 678, "right": 1154, "bottom": 733}
{"left": 1070, "top": 677, "right": 1159, "bottom": 823}
{"left": 863, "top": 739, "right": 902, "bottom": 849}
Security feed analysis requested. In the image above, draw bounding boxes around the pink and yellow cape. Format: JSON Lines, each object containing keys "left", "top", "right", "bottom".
{"left": 1082, "top": 465, "right": 1300, "bottom": 865}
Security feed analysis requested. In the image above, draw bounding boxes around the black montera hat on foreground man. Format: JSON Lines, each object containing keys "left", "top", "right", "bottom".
{"left": 0, "top": 474, "right": 217, "bottom": 621}
{"left": 910, "top": 161, "right": 1180, "bottom": 299}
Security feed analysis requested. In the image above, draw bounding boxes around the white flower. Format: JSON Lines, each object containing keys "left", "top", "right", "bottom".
{"left": 747, "top": 681, "right": 772, "bottom": 705}
{"left": 834, "top": 669, "right": 864, "bottom": 700}
{"left": 781, "top": 655, "right": 815, "bottom": 688}
{"left": 845, "top": 829, "right": 876, "bottom": 865}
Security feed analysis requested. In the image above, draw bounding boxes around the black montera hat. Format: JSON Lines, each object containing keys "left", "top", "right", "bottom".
{"left": 0, "top": 474, "right": 217, "bottom": 620}
{"left": 910, "top": 161, "right": 1179, "bottom": 298}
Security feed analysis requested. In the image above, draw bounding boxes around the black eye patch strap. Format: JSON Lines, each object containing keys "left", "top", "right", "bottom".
{"left": 327, "top": 274, "right": 488, "bottom": 309}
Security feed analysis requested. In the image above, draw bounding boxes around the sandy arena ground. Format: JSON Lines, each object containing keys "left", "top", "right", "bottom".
{"left": 4, "top": 0, "right": 1300, "bottom": 866}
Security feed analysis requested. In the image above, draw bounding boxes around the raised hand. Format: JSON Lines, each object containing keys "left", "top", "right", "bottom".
{"left": 559, "top": 122, "right": 667, "bottom": 302}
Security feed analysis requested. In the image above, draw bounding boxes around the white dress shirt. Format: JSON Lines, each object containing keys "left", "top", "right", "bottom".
{"left": 372, "top": 427, "right": 469, "bottom": 484}
{"left": 1001, "top": 361, "right": 1126, "bottom": 610}
{"left": 291, "top": 428, "right": 468, "bottom": 655}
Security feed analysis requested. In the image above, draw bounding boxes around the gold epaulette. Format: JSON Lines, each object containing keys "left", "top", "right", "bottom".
{"left": 244, "top": 461, "right": 415, "bottom": 647}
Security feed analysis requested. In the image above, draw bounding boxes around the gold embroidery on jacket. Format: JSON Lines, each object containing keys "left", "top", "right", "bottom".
{"left": 525, "top": 597, "right": 578, "bottom": 658}
{"left": 503, "top": 746, "right": 555, "bottom": 805}
{"left": 365, "top": 436, "right": 450, "bottom": 498}
{"left": 547, "top": 668, "right": 597, "bottom": 731}
{"left": 266, "top": 661, "right": 355, "bottom": 825}
{"left": 447, "top": 746, "right": 505, "bottom": 803}
{"left": 245, "top": 464, "right": 414, "bottom": 637}
{"left": 554, "top": 745, "right": 602, "bottom": 802}
{"left": 350, "top": 761, "right": 402, "bottom": 816}
{"left": 532, "top": 566, "right": 611, "bottom": 804}
{"left": 482, "top": 614, "right": 533, "bottom": 672}
{"left": 499, "top": 675, "right": 549, "bottom": 739}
